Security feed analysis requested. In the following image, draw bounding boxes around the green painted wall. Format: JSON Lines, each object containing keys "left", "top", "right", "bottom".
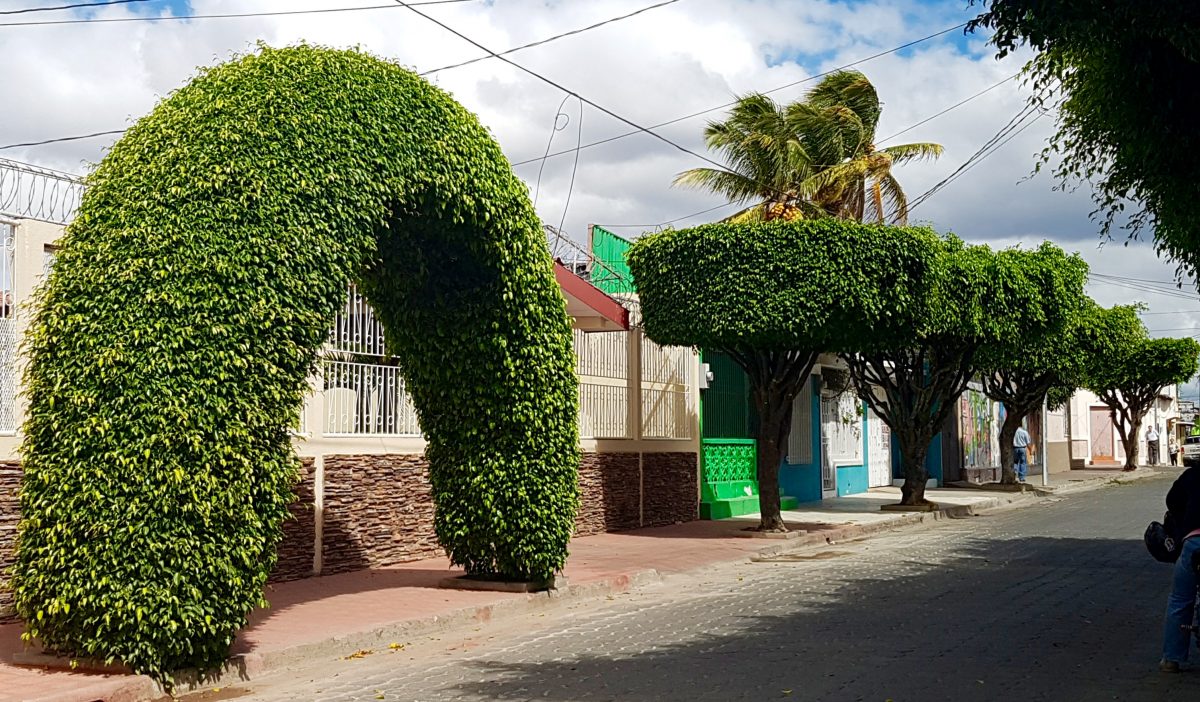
{"left": 589, "top": 225, "right": 637, "bottom": 295}
{"left": 702, "top": 350, "right": 754, "bottom": 439}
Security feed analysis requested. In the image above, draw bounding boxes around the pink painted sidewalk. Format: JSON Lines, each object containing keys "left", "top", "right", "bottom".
{"left": 0, "top": 487, "right": 1016, "bottom": 702}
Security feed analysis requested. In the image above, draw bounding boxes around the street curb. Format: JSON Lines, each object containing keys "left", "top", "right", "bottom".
{"left": 21, "top": 470, "right": 1161, "bottom": 701}
{"left": 18, "top": 568, "right": 667, "bottom": 702}
{"left": 749, "top": 494, "right": 1030, "bottom": 561}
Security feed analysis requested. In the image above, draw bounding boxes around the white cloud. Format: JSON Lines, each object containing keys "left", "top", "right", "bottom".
{"left": 2, "top": 0, "right": 1196, "bottom": 327}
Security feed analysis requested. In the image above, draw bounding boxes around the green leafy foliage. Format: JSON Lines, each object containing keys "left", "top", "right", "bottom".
{"left": 11, "top": 45, "right": 578, "bottom": 683}
{"left": 974, "top": 249, "right": 1091, "bottom": 482}
{"left": 968, "top": 2, "right": 1200, "bottom": 274}
{"left": 628, "top": 219, "right": 941, "bottom": 527}
{"left": 843, "top": 240, "right": 1087, "bottom": 503}
{"left": 627, "top": 219, "right": 942, "bottom": 352}
{"left": 1081, "top": 305, "right": 1200, "bottom": 468}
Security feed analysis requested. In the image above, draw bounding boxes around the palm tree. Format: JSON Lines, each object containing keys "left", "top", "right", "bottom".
{"left": 674, "top": 71, "right": 942, "bottom": 225}
{"left": 672, "top": 93, "right": 824, "bottom": 222}
{"left": 800, "top": 71, "right": 943, "bottom": 224}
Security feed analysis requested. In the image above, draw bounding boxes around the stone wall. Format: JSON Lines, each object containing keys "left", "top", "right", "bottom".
{"left": 0, "top": 461, "right": 20, "bottom": 621}
{"left": 0, "top": 449, "right": 699, "bottom": 622}
{"left": 641, "top": 452, "right": 699, "bottom": 527}
{"left": 271, "top": 458, "right": 316, "bottom": 582}
{"left": 322, "top": 454, "right": 441, "bottom": 574}
{"left": 574, "top": 452, "right": 641, "bottom": 536}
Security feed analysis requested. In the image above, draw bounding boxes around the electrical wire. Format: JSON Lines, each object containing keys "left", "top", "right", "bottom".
{"left": 0, "top": 0, "right": 475, "bottom": 28}
{"left": 391, "top": 0, "right": 795, "bottom": 207}
{"left": 0, "top": 129, "right": 126, "bottom": 151}
{"left": 1, "top": 0, "right": 152, "bottom": 15}
{"left": 557, "top": 97, "right": 584, "bottom": 234}
{"left": 901, "top": 103, "right": 1045, "bottom": 217}
{"left": 510, "top": 21, "right": 969, "bottom": 168}
{"left": 599, "top": 72, "right": 1024, "bottom": 232}
{"left": 533, "top": 95, "right": 573, "bottom": 207}
{"left": 1, "top": 0, "right": 678, "bottom": 149}
{"left": 877, "top": 72, "right": 1018, "bottom": 144}
{"left": 420, "top": 0, "right": 681, "bottom": 75}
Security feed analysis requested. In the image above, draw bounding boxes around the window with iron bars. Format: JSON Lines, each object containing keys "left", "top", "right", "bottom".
{"left": 321, "top": 285, "right": 421, "bottom": 436}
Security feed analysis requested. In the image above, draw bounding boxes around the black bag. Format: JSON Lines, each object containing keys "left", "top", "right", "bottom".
{"left": 1145, "top": 512, "right": 1182, "bottom": 563}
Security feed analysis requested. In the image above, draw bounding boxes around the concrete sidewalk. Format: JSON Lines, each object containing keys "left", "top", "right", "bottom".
{"left": 0, "top": 478, "right": 1152, "bottom": 702}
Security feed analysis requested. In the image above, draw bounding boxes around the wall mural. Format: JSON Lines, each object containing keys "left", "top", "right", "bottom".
{"left": 961, "top": 388, "right": 996, "bottom": 469}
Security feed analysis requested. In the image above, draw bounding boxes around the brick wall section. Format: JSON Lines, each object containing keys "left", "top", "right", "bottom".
{"left": 641, "top": 452, "right": 699, "bottom": 527}
{"left": 322, "top": 454, "right": 441, "bottom": 574}
{"left": 271, "top": 457, "right": 316, "bottom": 582}
{"left": 574, "top": 452, "right": 641, "bottom": 536}
{"left": 0, "top": 461, "right": 20, "bottom": 621}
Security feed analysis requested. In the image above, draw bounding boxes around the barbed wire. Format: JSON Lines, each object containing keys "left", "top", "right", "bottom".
{"left": 0, "top": 157, "right": 85, "bottom": 224}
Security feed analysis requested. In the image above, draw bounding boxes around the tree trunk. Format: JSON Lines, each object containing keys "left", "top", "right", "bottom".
{"left": 751, "top": 387, "right": 794, "bottom": 532}
{"left": 755, "top": 421, "right": 787, "bottom": 531}
{"left": 998, "top": 404, "right": 1023, "bottom": 485}
{"left": 1120, "top": 416, "right": 1142, "bottom": 472}
{"left": 896, "top": 430, "right": 932, "bottom": 506}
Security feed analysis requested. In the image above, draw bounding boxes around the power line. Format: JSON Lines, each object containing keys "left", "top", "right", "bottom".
{"left": 419, "top": 0, "right": 681, "bottom": 75}
{"left": 510, "top": 21, "right": 969, "bottom": 168}
{"left": 392, "top": 0, "right": 795, "bottom": 207}
{"left": 1, "top": 0, "right": 151, "bottom": 15}
{"left": 594, "top": 201, "right": 742, "bottom": 230}
{"left": 902, "top": 103, "right": 1044, "bottom": 216}
{"left": 1139, "top": 310, "right": 1200, "bottom": 316}
{"left": 877, "top": 73, "right": 1018, "bottom": 144}
{"left": 0, "top": 0, "right": 475, "bottom": 28}
{"left": 0, "top": 0, "right": 675, "bottom": 150}
{"left": 604, "top": 71, "right": 1024, "bottom": 233}
{"left": 0, "top": 129, "right": 126, "bottom": 151}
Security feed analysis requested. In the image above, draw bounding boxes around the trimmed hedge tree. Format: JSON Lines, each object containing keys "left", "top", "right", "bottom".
{"left": 1082, "top": 305, "right": 1200, "bottom": 470}
{"left": 628, "top": 219, "right": 941, "bottom": 531}
{"left": 12, "top": 45, "right": 579, "bottom": 682}
{"left": 842, "top": 240, "right": 1086, "bottom": 505}
{"left": 975, "top": 270, "right": 1093, "bottom": 484}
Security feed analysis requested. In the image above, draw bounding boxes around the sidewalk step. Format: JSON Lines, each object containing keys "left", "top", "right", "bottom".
{"left": 701, "top": 494, "right": 799, "bottom": 520}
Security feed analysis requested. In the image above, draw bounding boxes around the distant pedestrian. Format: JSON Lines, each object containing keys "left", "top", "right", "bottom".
{"left": 1148, "top": 425, "right": 1161, "bottom": 466}
{"left": 1013, "top": 424, "right": 1031, "bottom": 483}
{"left": 1170, "top": 435, "right": 1179, "bottom": 467}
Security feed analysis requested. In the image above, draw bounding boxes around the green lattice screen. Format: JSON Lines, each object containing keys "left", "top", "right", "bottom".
{"left": 702, "top": 438, "right": 757, "bottom": 483}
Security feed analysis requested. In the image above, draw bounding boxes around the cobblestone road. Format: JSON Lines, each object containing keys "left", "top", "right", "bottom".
{"left": 220, "top": 474, "right": 1200, "bottom": 702}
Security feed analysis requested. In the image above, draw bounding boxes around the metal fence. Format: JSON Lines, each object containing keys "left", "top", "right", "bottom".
{"left": 321, "top": 285, "right": 421, "bottom": 436}
{"left": 0, "top": 158, "right": 84, "bottom": 225}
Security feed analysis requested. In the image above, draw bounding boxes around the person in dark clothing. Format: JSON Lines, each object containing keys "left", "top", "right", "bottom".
{"left": 1161, "top": 465, "right": 1200, "bottom": 672}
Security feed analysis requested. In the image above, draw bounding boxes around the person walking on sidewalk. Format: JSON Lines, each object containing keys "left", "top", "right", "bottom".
{"left": 1148, "top": 425, "right": 1161, "bottom": 466}
{"left": 1013, "top": 424, "right": 1031, "bottom": 483}
{"left": 1170, "top": 435, "right": 1179, "bottom": 467}
{"left": 1160, "top": 463, "right": 1200, "bottom": 673}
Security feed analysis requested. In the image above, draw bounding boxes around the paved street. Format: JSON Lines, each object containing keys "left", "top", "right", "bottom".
{"left": 214, "top": 474, "right": 1199, "bottom": 702}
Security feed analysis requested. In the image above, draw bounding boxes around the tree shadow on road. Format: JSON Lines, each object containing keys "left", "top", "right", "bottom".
{"left": 442, "top": 535, "right": 1200, "bottom": 702}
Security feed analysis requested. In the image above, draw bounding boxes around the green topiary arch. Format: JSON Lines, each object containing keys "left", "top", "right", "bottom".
{"left": 11, "top": 45, "right": 580, "bottom": 680}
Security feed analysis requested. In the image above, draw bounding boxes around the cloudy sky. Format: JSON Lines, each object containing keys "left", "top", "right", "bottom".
{"left": 2, "top": 0, "right": 1199, "bottom": 392}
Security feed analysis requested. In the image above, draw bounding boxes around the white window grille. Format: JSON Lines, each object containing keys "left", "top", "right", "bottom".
{"left": 0, "top": 224, "right": 15, "bottom": 434}
{"left": 574, "top": 329, "right": 629, "bottom": 439}
{"left": 821, "top": 392, "right": 863, "bottom": 465}
{"left": 321, "top": 284, "right": 421, "bottom": 436}
{"left": 787, "top": 376, "right": 814, "bottom": 464}
{"left": 640, "top": 336, "right": 693, "bottom": 440}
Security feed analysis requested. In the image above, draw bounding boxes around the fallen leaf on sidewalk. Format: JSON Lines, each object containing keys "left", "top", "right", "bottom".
{"left": 344, "top": 649, "right": 374, "bottom": 660}
{"left": 388, "top": 642, "right": 405, "bottom": 651}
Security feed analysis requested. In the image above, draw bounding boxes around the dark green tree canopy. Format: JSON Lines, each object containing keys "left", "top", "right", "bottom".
{"left": 626, "top": 219, "right": 942, "bottom": 352}
{"left": 1081, "top": 304, "right": 1200, "bottom": 468}
{"left": 968, "top": 1, "right": 1200, "bottom": 273}
{"left": 1084, "top": 306, "right": 1200, "bottom": 396}
{"left": 13, "top": 45, "right": 579, "bottom": 682}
